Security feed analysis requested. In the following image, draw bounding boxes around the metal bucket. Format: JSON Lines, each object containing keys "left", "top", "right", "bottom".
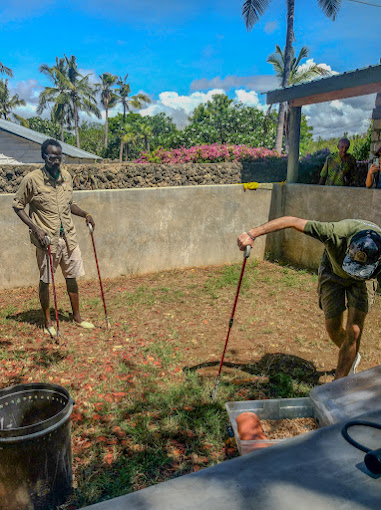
{"left": 0, "top": 383, "right": 74, "bottom": 510}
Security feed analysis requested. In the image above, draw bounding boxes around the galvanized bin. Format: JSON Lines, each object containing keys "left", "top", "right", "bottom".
{"left": 0, "top": 383, "right": 74, "bottom": 510}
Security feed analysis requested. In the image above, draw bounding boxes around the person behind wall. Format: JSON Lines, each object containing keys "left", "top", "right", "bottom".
{"left": 365, "top": 147, "right": 381, "bottom": 189}
{"left": 319, "top": 138, "right": 359, "bottom": 186}
{"left": 238, "top": 217, "right": 381, "bottom": 380}
{"left": 13, "top": 138, "right": 95, "bottom": 338}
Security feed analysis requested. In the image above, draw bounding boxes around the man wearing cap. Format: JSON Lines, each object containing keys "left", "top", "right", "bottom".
{"left": 238, "top": 217, "right": 381, "bottom": 379}
{"left": 13, "top": 138, "right": 95, "bottom": 338}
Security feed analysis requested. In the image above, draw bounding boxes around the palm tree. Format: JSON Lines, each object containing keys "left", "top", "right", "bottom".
{"left": 138, "top": 122, "right": 153, "bottom": 152}
{"left": 116, "top": 74, "right": 151, "bottom": 123}
{"left": 97, "top": 73, "right": 119, "bottom": 148}
{"left": 267, "top": 45, "right": 331, "bottom": 86}
{"left": 267, "top": 45, "right": 331, "bottom": 150}
{"left": 64, "top": 55, "right": 101, "bottom": 148}
{"left": 0, "top": 79, "right": 26, "bottom": 121}
{"left": 242, "top": 0, "right": 341, "bottom": 153}
{"left": 38, "top": 57, "right": 73, "bottom": 141}
{"left": 0, "top": 62, "right": 13, "bottom": 77}
{"left": 119, "top": 123, "right": 138, "bottom": 162}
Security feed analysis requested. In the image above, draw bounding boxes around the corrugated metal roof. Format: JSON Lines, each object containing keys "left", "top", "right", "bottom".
{"left": 265, "top": 63, "right": 381, "bottom": 105}
{"left": 0, "top": 118, "right": 101, "bottom": 160}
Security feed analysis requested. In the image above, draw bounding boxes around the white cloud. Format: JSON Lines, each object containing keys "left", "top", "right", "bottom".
{"left": 8, "top": 72, "right": 376, "bottom": 140}
{"left": 10, "top": 79, "right": 42, "bottom": 105}
{"left": 264, "top": 21, "right": 278, "bottom": 34}
{"left": 304, "top": 94, "right": 375, "bottom": 139}
{"left": 234, "top": 89, "right": 264, "bottom": 109}
{"left": 295, "top": 59, "right": 338, "bottom": 78}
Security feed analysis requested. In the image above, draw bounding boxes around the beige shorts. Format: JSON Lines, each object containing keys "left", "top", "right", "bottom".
{"left": 36, "top": 238, "right": 85, "bottom": 283}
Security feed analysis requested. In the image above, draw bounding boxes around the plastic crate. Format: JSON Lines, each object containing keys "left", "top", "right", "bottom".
{"left": 225, "top": 397, "right": 317, "bottom": 456}
{"left": 310, "top": 365, "right": 381, "bottom": 426}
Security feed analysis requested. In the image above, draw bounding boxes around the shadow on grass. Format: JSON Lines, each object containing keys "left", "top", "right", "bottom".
{"left": 184, "top": 352, "right": 335, "bottom": 388}
{"left": 7, "top": 308, "right": 73, "bottom": 326}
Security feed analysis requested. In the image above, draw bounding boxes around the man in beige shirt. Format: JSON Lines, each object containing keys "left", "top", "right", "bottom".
{"left": 13, "top": 138, "right": 95, "bottom": 338}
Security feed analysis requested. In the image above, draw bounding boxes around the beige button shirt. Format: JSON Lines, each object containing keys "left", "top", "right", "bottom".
{"left": 13, "top": 166, "right": 79, "bottom": 253}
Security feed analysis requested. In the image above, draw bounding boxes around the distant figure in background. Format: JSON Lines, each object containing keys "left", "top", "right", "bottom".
{"left": 319, "top": 138, "right": 359, "bottom": 186}
{"left": 366, "top": 147, "right": 381, "bottom": 189}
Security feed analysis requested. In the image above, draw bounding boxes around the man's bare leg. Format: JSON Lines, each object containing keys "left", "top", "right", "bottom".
{"left": 66, "top": 278, "right": 82, "bottom": 324}
{"left": 39, "top": 280, "right": 52, "bottom": 328}
{"left": 325, "top": 314, "right": 346, "bottom": 348}
{"left": 335, "top": 308, "right": 366, "bottom": 379}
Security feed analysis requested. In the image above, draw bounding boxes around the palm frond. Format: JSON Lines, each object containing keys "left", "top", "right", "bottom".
{"left": 317, "top": 0, "right": 341, "bottom": 21}
{"left": 0, "top": 62, "right": 13, "bottom": 77}
{"left": 242, "top": 0, "right": 270, "bottom": 31}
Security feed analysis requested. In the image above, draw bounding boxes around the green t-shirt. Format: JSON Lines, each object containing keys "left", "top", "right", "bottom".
{"left": 304, "top": 219, "right": 381, "bottom": 279}
{"left": 320, "top": 153, "right": 358, "bottom": 186}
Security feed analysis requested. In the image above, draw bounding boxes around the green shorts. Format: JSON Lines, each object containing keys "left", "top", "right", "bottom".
{"left": 317, "top": 257, "right": 377, "bottom": 319}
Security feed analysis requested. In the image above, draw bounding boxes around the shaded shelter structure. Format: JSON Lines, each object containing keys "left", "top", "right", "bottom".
{"left": 0, "top": 118, "right": 102, "bottom": 164}
{"left": 265, "top": 63, "right": 381, "bottom": 183}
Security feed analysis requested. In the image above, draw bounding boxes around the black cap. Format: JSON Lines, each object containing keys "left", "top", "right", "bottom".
{"left": 342, "top": 230, "right": 381, "bottom": 279}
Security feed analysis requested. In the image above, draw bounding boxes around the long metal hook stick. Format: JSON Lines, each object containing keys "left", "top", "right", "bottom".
{"left": 88, "top": 224, "right": 111, "bottom": 330}
{"left": 212, "top": 245, "right": 251, "bottom": 400}
{"left": 45, "top": 236, "right": 61, "bottom": 338}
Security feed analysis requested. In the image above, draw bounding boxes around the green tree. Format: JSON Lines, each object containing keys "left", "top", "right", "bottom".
{"left": 137, "top": 121, "right": 153, "bottom": 152}
{"left": 267, "top": 45, "right": 331, "bottom": 86}
{"left": 0, "top": 62, "right": 13, "bottom": 77}
{"left": 27, "top": 117, "right": 61, "bottom": 139}
{"left": 64, "top": 55, "right": 101, "bottom": 148}
{"left": 119, "top": 123, "right": 139, "bottom": 162}
{"left": 181, "top": 93, "right": 278, "bottom": 148}
{"left": 242, "top": 0, "right": 341, "bottom": 153}
{"left": 64, "top": 121, "right": 105, "bottom": 156}
{"left": 267, "top": 45, "right": 330, "bottom": 152}
{"left": 38, "top": 57, "right": 73, "bottom": 141}
{"left": 97, "top": 72, "right": 119, "bottom": 148}
{"left": 0, "top": 79, "right": 26, "bottom": 122}
{"left": 116, "top": 74, "right": 151, "bottom": 122}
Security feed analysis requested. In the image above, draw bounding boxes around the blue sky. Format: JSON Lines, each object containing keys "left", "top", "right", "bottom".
{"left": 2, "top": 0, "right": 381, "bottom": 138}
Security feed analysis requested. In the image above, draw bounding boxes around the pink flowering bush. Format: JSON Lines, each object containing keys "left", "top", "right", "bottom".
{"left": 134, "top": 144, "right": 282, "bottom": 164}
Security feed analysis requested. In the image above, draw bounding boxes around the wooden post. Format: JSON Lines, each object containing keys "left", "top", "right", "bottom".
{"left": 287, "top": 106, "right": 302, "bottom": 183}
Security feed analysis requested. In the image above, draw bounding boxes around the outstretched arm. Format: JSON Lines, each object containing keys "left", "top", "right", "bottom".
{"left": 237, "top": 216, "right": 308, "bottom": 251}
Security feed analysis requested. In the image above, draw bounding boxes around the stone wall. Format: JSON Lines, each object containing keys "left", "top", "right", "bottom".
{"left": 0, "top": 159, "right": 288, "bottom": 193}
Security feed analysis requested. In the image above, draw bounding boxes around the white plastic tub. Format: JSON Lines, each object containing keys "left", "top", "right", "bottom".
{"left": 225, "top": 397, "right": 318, "bottom": 455}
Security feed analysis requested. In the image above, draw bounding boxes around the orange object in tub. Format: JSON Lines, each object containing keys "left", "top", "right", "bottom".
{"left": 236, "top": 412, "right": 267, "bottom": 441}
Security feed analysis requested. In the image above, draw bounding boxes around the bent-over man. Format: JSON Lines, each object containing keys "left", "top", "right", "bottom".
{"left": 13, "top": 138, "right": 95, "bottom": 338}
{"left": 238, "top": 217, "right": 381, "bottom": 379}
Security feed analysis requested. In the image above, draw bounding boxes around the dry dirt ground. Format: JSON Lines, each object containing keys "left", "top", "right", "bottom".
{"left": 1, "top": 259, "right": 380, "bottom": 389}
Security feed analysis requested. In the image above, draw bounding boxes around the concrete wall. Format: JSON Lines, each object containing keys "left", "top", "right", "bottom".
{"left": 1, "top": 184, "right": 273, "bottom": 289}
{"left": 266, "top": 183, "right": 381, "bottom": 270}
{"left": 2, "top": 183, "right": 381, "bottom": 289}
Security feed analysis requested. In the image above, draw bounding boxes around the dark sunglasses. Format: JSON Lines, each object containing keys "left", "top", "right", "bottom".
{"left": 43, "top": 153, "right": 65, "bottom": 163}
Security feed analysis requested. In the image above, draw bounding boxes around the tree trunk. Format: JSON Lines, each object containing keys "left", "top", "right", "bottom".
{"left": 124, "top": 143, "right": 129, "bottom": 161}
{"left": 274, "top": 0, "right": 295, "bottom": 154}
{"left": 104, "top": 107, "right": 109, "bottom": 149}
{"left": 74, "top": 104, "right": 80, "bottom": 148}
{"left": 145, "top": 136, "right": 150, "bottom": 152}
{"left": 60, "top": 121, "right": 64, "bottom": 142}
{"left": 119, "top": 140, "right": 124, "bottom": 162}
{"left": 123, "top": 103, "right": 126, "bottom": 124}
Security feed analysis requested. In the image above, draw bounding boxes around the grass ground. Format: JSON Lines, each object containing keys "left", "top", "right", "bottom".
{"left": 0, "top": 259, "right": 380, "bottom": 508}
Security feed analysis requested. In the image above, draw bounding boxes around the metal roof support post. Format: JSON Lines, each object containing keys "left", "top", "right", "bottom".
{"left": 287, "top": 105, "right": 302, "bottom": 183}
